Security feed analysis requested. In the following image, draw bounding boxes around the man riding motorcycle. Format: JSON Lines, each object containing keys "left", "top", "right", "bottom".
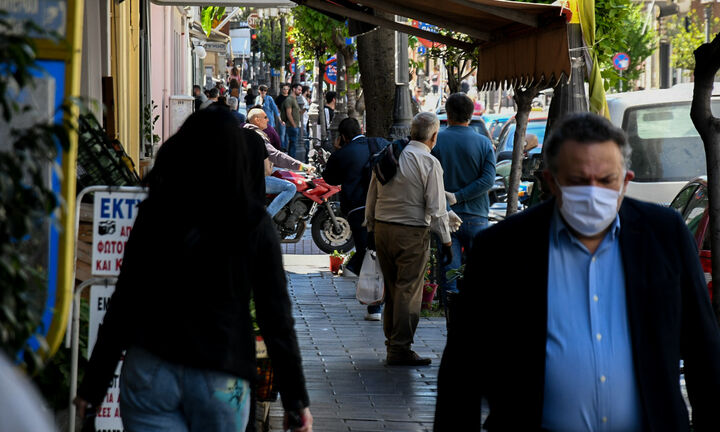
{"left": 244, "top": 108, "right": 315, "bottom": 219}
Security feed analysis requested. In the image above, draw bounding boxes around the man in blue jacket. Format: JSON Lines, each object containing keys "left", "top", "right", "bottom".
{"left": 432, "top": 93, "right": 496, "bottom": 298}
{"left": 324, "top": 117, "right": 389, "bottom": 321}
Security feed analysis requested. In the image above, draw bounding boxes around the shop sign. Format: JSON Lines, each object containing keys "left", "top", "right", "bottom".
{"left": 89, "top": 284, "right": 124, "bottom": 431}
{"left": 91, "top": 191, "right": 147, "bottom": 276}
{"left": 204, "top": 42, "right": 228, "bottom": 53}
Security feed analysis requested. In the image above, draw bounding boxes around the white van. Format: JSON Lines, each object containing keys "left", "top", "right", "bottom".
{"left": 607, "top": 83, "right": 720, "bottom": 205}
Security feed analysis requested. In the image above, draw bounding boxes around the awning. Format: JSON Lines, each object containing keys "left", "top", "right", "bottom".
{"left": 295, "top": 0, "right": 571, "bottom": 90}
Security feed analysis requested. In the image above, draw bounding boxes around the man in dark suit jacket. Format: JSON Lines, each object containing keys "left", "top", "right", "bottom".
{"left": 323, "top": 117, "right": 388, "bottom": 320}
{"left": 435, "top": 113, "right": 720, "bottom": 431}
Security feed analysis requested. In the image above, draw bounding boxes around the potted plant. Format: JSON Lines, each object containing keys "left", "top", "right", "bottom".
{"left": 329, "top": 250, "right": 344, "bottom": 274}
{"left": 422, "top": 248, "right": 439, "bottom": 310}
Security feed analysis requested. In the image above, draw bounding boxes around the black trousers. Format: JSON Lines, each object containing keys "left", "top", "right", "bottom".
{"left": 345, "top": 208, "right": 367, "bottom": 274}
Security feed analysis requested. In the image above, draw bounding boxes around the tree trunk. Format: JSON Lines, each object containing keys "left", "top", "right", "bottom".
{"left": 357, "top": 11, "right": 395, "bottom": 138}
{"left": 690, "top": 32, "right": 720, "bottom": 324}
{"left": 506, "top": 86, "right": 540, "bottom": 216}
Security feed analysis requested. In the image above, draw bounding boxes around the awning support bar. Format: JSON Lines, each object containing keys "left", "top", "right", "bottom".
{"left": 302, "top": 0, "right": 476, "bottom": 51}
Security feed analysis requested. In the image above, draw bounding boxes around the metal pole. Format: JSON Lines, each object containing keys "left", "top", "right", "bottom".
{"left": 389, "top": 22, "right": 412, "bottom": 140}
{"left": 281, "top": 16, "right": 286, "bottom": 84}
{"left": 706, "top": 4, "right": 712, "bottom": 44}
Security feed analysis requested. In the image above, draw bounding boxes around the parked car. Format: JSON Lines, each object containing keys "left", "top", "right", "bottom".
{"left": 669, "top": 176, "right": 712, "bottom": 299}
{"left": 482, "top": 113, "right": 512, "bottom": 145}
{"left": 607, "top": 84, "right": 720, "bottom": 205}
{"left": 495, "top": 116, "right": 547, "bottom": 162}
{"left": 437, "top": 113, "right": 491, "bottom": 139}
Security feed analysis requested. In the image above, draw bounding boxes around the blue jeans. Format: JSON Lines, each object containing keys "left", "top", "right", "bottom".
{"left": 266, "top": 176, "right": 296, "bottom": 217}
{"left": 440, "top": 213, "right": 488, "bottom": 296}
{"left": 120, "top": 347, "right": 251, "bottom": 432}
{"left": 286, "top": 126, "right": 300, "bottom": 159}
{"left": 277, "top": 123, "right": 287, "bottom": 151}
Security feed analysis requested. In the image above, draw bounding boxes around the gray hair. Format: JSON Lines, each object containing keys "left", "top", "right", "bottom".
{"left": 247, "top": 108, "right": 265, "bottom": 122}
{"left": 543, "top": 112, "right": 632, "bottom": 174}
{"left": 227, "top": 96, "right": 238, "bottom": 110}
{"left": 410, "top": 112, "right": 440, "bottom": 142}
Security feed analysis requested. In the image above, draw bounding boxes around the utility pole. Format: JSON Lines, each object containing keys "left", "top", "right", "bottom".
{"left": 389, "top": 18, "right": 412, "bottom": 140}
{"left": 329, "top": 50, "right": 348, "bottom": 146}
{"left": 281, "top": 15, "right": 286, "bottom": 86}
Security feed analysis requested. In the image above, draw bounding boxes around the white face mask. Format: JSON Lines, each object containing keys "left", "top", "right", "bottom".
{"left": 557, "top": 181, "right": 623, "bottom": 237}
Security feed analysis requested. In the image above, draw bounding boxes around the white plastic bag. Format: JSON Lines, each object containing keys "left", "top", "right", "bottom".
{"left": 356, "top": 250, "right": 384, "bottom": 305}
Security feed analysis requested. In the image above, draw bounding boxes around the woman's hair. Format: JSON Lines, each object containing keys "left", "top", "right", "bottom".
{"left": 143, "top": 107, "right": 266, "bottom": 235}
{"left": 231, "top": 66, "right": 239, "bottom": 76}
{"left": 229, "top": 79, "right": 239, "bottom": 89}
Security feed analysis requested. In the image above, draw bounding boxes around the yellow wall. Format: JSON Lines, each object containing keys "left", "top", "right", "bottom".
{"left": 111, "top": 0, "right": 141, "bottom": 166}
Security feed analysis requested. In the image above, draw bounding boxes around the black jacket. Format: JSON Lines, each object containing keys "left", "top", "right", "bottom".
{"left": 435, "top": 198, "right": 720, "bottom": 431}
{"left": 78, "top": 121, "right": 308, "bottom": 412}
{"left": 323, "top": 136, "right": 388, "bottom": 214}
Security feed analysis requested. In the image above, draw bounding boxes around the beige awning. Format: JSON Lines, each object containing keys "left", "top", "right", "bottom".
{"left": 297, "top": 0, "right": 572, "bottom": 90}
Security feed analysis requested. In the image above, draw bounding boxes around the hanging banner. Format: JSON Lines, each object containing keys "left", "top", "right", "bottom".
{"left": 409, "top": 20, "right": 444, "bottom": 49}
{"left": 91, "top": 191, "right": 147, "bottom": 276}
{"left": 324, "top": 55, "right": 337, "bottom": 85}
{"left": 89, "top": 284, "right": 123, "bottom": 431}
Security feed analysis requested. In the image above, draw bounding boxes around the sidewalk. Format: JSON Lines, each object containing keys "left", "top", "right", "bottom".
{"left": 266, "top": 254, "right": 448, "bottom": 431}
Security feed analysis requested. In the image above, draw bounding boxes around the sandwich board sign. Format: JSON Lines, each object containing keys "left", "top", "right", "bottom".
{"left": 89, "top": 189, "right": 146, "bottom": 431}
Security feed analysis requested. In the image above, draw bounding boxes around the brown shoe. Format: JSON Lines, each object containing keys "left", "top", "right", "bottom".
{"left": 386, "top": 351, "right": 432, "bottom": 366}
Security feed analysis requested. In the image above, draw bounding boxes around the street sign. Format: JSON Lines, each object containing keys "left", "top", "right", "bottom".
{"left": 91, "top": 191, "right": 147, "bottom": 276}
{"left": 247, "top": 13, "right": 260, "bottom": 29}
{"left": 324, "top": 55, "right": 337, "bottom": 85}
{"left": 613, "top": 52, "right": 630, "bottom": 71}
{"left": 417, "top": 46, "right": 427, "bottom": 56}
{"left": 88, "top": 284, "right": 124, "bottom": 431}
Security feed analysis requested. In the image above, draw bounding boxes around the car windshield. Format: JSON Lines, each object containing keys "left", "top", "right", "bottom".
{"left": 439, "top": 120, "right": 489, "bottom": 138}
{"left": 501, "top": 121, "right": 547, "bottom": 153}
{"left": 623, "top": 100, "right": 720, "bottom": 182}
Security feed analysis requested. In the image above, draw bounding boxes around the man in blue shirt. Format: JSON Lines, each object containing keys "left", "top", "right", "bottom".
{"left": 436, "top": 113, "right": 720, "bottom": 431}
{"left": 432, "top": 93, "right": 496, "bottom": 297}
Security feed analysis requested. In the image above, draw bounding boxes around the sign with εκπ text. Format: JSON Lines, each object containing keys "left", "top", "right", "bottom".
{"left": 91, "top": 191, "right": 146, "bottom": 276}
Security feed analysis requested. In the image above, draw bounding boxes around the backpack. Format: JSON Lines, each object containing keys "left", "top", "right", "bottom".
{"left": 370, "top": 138, "right": 409, "bottom": 185}
{"left": 359, "top": 137, "right": 390, "bottom": 189}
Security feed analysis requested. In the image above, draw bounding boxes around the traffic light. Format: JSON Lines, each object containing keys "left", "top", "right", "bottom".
{"left": 250, "top": 29, "right": 258, "bottom": 53}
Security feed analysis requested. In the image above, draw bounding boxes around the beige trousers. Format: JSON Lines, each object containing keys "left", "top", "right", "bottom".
{"left": 374, "top": 221, "right": 430, "bottom": 355}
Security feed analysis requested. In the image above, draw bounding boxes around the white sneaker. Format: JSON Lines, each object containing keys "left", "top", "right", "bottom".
{"left": 365, "top": 312, "right": 382, "bottom": 321}
{"left": 342, "top": 266, "right": 358, "bottom": 278}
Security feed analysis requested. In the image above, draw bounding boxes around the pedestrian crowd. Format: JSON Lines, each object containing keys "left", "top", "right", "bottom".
{"left": 72, "top": 75, "right": 720, "bottom": 432}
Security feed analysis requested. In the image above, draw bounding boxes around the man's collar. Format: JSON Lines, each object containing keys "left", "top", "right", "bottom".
{"left": 551, "top": 205, "right": 621, "bottom": 244}
{"left": 408, "top": 140, "right": 431, "bottom": 152}
{"left": 351, "top": 135, "right": 365, "bottom": 141}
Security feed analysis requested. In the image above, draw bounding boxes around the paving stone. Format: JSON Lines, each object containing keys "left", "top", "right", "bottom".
{"left": 265, "top": 255, "right": 449, "bottom": 431}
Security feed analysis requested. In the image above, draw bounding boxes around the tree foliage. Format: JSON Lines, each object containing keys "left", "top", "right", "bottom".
{"left": 200, "top": 6, "right": 226, "bottom": 37}
{"left": 666, "top": 9, "right": 720, "bottom": 72}
{"left": 257, "top": 15, "right": 291, "bottom": 70}
{"left": 0, "top": 12, "right": 71, "bottom": 371}
{"left": 425, "top": 30, "right": 478, "bottom": 94}
{"left": 288, "top": 6, "right": 338, "bottom": 64}
{"left": 594, "top": 0, "right": 657, "bottom": 89}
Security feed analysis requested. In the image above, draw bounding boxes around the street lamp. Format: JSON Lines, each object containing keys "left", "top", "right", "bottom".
{"left": 700, "top": 0, "right": 717, "bottom": 43}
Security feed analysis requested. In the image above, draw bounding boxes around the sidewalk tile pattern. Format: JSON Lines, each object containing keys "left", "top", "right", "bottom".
{"left": 268, "top": 261, "right": 448, "bottom": 431}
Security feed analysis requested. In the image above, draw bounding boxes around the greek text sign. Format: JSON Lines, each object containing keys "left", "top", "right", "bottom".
{"left": 89, "top": 284, "right": 124, "bottom": 431}
{"left": 91, "top": 191, "right": 147, "bottom": 276}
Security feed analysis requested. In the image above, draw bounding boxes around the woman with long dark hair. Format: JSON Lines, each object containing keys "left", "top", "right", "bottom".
{"left": 74, "top": 106, "right": 312, "bottom": 432}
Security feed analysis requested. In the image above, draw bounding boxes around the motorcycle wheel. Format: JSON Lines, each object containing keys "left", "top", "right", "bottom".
{"left": 311, "top": 211, "right": 354, "bottom": 254}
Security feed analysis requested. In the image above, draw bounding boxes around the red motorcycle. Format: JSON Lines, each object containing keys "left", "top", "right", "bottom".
{"left": 267, "top": 147, "right": 354, "bottom": 253}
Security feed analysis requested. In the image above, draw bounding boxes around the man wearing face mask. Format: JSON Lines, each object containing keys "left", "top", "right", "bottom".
{"left": 435, "top": 113, "right": 720, "bottom": 431}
